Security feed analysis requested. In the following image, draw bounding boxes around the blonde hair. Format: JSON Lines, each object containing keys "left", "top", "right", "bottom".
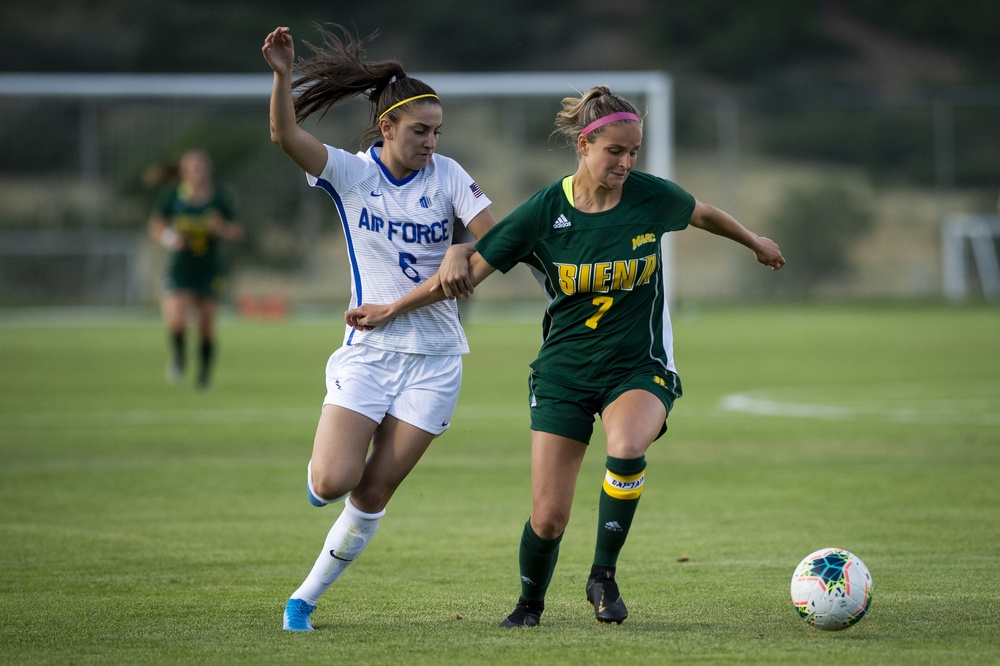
{"left": 552, "top": 86, "right": 641, "bottom": 146}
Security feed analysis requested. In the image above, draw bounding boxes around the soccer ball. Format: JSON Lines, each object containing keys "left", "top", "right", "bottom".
{"left": 790, "top": 548, "right": 873, "bottom": 631}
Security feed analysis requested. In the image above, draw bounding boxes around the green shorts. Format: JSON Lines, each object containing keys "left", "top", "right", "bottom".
{"left": 527, "top": 367, "right": 682, "bottom": 444}
{"left": 165, "top": 256, "right": 226, "bottom": 298}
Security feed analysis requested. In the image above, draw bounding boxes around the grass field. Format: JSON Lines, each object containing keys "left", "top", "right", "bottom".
{"left": 1, "top": 303, "right": 998, "bottom": 665}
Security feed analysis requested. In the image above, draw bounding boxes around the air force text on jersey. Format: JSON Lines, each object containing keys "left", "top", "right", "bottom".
{"left": 357, "top": 207, "right": 451, "bottom": 244}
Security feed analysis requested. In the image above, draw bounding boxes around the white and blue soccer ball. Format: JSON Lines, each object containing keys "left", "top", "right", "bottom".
{"left": 790, "top": 547, "right": 873, "bottom": 631}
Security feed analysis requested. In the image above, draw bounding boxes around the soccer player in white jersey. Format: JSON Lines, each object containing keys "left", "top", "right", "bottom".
{"left": 262, "top": 24, "right": 496, "bottom": 631}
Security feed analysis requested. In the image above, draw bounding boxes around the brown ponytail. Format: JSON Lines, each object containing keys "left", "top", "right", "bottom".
{"left": 291, "top": 23, "right": 440, "bottom": 145}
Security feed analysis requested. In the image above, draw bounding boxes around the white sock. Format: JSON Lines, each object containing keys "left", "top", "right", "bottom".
{"left": 290, "top": 498, "right": 386, "bottom": 605}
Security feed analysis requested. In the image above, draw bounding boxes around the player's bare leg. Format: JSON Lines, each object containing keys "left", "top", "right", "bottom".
{"left": 500, "top": 432, "right": 586, "bottom": 628}
{"left": 350, "top": 414, "right": 435, "bottom": 513}
{"left": 308, "top": 404, "right": 380, "bottom": 504}
{"left": 285, "top": 411, "right": 434, "bottom": 631}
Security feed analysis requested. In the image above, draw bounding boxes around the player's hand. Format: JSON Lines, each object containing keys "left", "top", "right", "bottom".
{"left": 262, "top": 27, "right": 295, "bottom": 76}
{"left": 753, "top": 236, "right": 785, "bottom": 270}
{"left": 157, "top": 227, "right": 185, "bottom": 251}
{"left": 436, "top": 244, "right": 475, "bottom": 300}
{"left": 344, "top": 304, "right": 392, "bottom": 331}
{"left": 208, "top": 216, "right": 244, "bottom": 242}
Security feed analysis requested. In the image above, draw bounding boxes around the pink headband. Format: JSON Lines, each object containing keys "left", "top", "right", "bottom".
{"left": 581, "top": 111, "right": 641, "bottom": 136}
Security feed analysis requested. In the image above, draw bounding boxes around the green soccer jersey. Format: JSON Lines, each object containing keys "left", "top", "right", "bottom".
{"left": 476, "top": 171, "right": 695, "bottom": 387}
{"left": 156, "top": 185, "right": 234, "bottom": 260}
{"left": 156, "top": 184, "right": 235, "bottom": 293}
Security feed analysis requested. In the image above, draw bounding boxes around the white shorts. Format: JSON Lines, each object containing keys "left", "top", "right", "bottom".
{"left": 322, "top": 344, "right": 463, "bottom": 436}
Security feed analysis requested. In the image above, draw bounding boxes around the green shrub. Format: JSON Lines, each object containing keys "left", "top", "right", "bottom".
{"left": 768, "top": 183, "right": 874, "bottom": 296}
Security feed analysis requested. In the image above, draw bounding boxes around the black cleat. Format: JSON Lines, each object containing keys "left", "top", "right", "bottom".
{"left": 499, "top": 598, "right": 543, "bottom": 628}
{"left": 586, "top": 566, "right": 628, "bottom": 624}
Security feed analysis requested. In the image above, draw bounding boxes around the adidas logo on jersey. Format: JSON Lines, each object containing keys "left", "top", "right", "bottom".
{"left": 553, "top": 214, "right": 571, "bottom": 229}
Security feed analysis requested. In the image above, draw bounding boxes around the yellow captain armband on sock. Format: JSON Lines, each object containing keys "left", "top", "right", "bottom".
{"left": 603, "top": 469, "right": 645, "bottom": 500}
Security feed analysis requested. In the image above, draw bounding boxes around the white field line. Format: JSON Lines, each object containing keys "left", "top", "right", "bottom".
{"left": 720, "top": 388, "right": 1000, "bottom": 425}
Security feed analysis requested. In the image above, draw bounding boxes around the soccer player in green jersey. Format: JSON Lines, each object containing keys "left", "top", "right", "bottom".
{"left": 147, "top": 148, "right": 243, "bottom": 389}
{"left": 346, "top": 85, "right": 785, "bottom": 627}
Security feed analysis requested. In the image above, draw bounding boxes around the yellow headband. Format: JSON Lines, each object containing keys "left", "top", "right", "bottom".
{"left": 378, "top": 94, "right": 440, "bottom": 120}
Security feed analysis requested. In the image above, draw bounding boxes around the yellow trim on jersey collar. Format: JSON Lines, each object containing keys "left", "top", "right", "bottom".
{"left": 561, "top": 175, "right": 574, "bottom": 206}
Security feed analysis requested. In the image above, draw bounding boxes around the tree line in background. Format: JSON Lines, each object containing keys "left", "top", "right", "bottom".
{"left": 2, "top": 1, "right": 998, "bottom": 85}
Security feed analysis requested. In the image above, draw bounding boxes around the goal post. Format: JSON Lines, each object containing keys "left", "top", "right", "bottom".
{"left": 941, "top": 213, "right": 1000, "bottom": 302}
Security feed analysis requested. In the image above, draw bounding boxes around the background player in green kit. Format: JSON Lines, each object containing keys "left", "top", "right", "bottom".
{"left": 346, "top": 85, "right": 785, "bottom": 627}
{"left": 147, "top": 148, "right": 243, "bottom": 389}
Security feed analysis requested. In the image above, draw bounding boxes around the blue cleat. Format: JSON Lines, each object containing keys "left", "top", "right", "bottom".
{"left": 283, "top": 598, "right": 317, "bottom": 632}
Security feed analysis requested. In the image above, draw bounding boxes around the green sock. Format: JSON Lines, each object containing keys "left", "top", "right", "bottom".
{"left": 594, "top": 455, "right": 647, "bottom": 568}
{"left": 518, "top": 519, "right": 562, "bottom": 603}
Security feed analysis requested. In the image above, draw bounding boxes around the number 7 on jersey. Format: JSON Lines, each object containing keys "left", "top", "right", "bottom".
{"left": 585, "top": 296, "right": 614, "bottom": 329}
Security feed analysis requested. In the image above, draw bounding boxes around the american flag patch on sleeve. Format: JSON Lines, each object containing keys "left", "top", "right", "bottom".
{"left": 469, "top": 182, "right": 484, "bottom": 198}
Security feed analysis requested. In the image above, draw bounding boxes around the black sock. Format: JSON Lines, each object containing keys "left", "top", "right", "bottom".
{"left": 171, "top": 331, "right": 185, "bottom": 369}
{"left": 198, "top": 338, "right": 214, "bottom": 383}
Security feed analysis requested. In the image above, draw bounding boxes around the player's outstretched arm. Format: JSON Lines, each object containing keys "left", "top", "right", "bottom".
{"left": 262, "top": 26, "right": 328, "bottom": 178}
{"left": 689, "top": 200, "right": 785, "bottom": 270}
{"left": 210, "top": 214, "right": 244, "bottom": 243}
{"left": 345, "top": 253, "right": 498, "bottom": 330}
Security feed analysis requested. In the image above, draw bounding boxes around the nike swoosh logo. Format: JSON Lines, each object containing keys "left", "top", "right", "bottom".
{"left": 370, "top": 191, "right": 382, "bottom": 197}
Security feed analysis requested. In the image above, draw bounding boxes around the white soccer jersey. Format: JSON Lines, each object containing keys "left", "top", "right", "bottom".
{"left": 308, "top": 142, "right": 491, "bottom": 355}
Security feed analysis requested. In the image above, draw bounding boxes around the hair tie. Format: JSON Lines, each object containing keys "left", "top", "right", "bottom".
{"left": 581, "top": 111, "right": 640, "bottom": 137}
{"left": 378, "top": 93, "right": 439, "bottom": 120}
